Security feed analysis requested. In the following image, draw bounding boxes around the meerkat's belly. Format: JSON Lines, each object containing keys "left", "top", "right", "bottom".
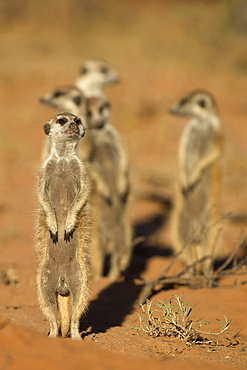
{"left": 92, "top": 142, "right": 120, "bottom": 192}
{"left": 47, "top": 169, "right": 79, "bottom": 263}
{"left": 179, "top": 169, "right": 211, "bottom": 241}
{"left": 48, "top": 169, "right": 77, "bottom": 223}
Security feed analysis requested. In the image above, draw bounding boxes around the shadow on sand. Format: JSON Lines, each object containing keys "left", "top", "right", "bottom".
{"left": 79, "top": 206, "right": 172, "bottom": 336}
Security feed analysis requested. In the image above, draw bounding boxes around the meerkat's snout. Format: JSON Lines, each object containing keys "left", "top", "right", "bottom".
{"left": 66, "top": 122, "right": 80, "bottom": 135}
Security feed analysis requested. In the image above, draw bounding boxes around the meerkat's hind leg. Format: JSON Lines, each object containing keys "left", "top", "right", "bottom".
{"left": 48, "top": 315, "right": 60, "bottom": 338}
{"left": 37, "top": 265, "right": 59, "bottom": 337}
{"left": 69, "top": 266, "right": 89, "bottom": 340}
{"left": 108, "top": 252, "right": 121, "bottom": 281}
{"left": 38, "top": 287, "right": 59, "bottom": 338}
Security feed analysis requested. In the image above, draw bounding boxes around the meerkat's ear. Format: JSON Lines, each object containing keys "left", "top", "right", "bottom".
{"left": 43, "top": 123, "right": 51, "bottom": 135}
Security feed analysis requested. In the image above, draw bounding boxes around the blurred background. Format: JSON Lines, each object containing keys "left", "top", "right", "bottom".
{"left": 1, "top": 0, "right": 247, "bottom": 269}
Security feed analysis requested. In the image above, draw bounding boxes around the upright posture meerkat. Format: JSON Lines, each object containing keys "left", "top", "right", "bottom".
{"left": 75, "top": 58, "right": 119, "bottom": 98}
{"left": 85, "top": 96, "right": 132, "bottom": 280}
{"left": 169, "top": 90, "right": 223, "bottom": 274}
{"left": 36, "top": 112, "right": 91, "bottom": 340}
{"left": 40, "top": 86, "right": 132, "bottom": 280}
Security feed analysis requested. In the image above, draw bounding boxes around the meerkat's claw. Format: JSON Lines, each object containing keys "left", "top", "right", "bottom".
{"left": 120, "top": 189, "right": 129, "bottom": 204}
{"left": 182, "top": 178, "right": 200, "bottom": 196}
{"left": 64, "top": 229, "right": 75, "bottom": 243}
{"left": 49, "top": 230, "right": 58, "bottom": 244}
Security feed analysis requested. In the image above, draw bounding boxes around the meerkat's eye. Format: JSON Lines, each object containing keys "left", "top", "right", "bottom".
{"left": 74, "top": 117, "right": 81, "bottom": 125}
{"left": 57, "top": 117, "right": 68, "bottom": 125}
{"left": 180, "top": 96, "right": 189, "bottom": 106}
{"left": 73, "top": 96, "right": 82, "bottom": 106}
{"left": 198, "top": 99, "right": 206, "bottom": 108}
{"left": 80, "top": 67, "right": 88, "bottom": 75}
{"left": 100, "top": 66, "right": 109, "bottom": 74}
{"left": 99, "top": 102, "right": 110, "bottom": 114}
{"left": 99, "top": 105, "right": 104, "bottom": 114}
{"left": 53, "top": 90, "right": 64, "bottom": 98}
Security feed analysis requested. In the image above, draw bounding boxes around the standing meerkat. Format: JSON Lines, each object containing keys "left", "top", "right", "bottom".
{"left": 40, "top": 86, "right": 132, "bottom": 280}
{"left": 75, "top": 58, "right": 119, "bottom": 98}
{"left": 85, "top": 96, "right": 132, "bottom": 281}
{"left": 169, "top": 90, "right": 223, "bottom": 274}
{"left": 36, "top": 112, "right": 91, "bottom": 340}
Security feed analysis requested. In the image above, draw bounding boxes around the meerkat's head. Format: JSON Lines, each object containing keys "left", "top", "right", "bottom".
{"left": 76, "top": 59, "right": 119, "bottom": 92}
{"left": 85, "top": 97, "right": 111, "bottom": 130}
{"left": 43, "top": 113, "right": 85, "bottom": 142}
{"left": 40, "top": 86, "right": 86, "bottom": 116}
{"left": 169, "top": 90, "right": 218, "bottom": 118}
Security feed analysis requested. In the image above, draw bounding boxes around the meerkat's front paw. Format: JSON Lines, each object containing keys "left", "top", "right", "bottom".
{"left": 64, "top": 228, "right": 75, "bottom": 243}
{"left": 49, "top": 230, "right": 58, "bottom": 244}
{"left": 47, "top": 217, "right": 58, "bottom": 244}
{"left": 64, "top": 217, "right": 77, "bottom": 243}
{"left": 182, "top": 178, "right": 201, "bottom": 196}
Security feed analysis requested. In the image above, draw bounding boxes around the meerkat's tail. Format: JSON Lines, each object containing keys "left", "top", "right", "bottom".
{"left": 57, "top": 294, "right": 71, "bottom": 338}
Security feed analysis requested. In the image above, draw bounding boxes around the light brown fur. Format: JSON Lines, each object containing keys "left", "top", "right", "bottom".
{"left": 75, "top": 58, "right": 119, "bottom": 98}
{"left": 36, "top": 112, "right": 91, "bottom": 339}
{"left": 169, "top": 90, "right": 223, "bottom": 274}
{"left": 85, "top": 97, "right": 132, "bottom": 281}
{"left": 40, "top": 87, "right": 132, "bottom": 281}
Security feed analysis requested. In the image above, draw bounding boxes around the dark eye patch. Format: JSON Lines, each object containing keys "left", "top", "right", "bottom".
{"left": 197, "top": 99, "right": 206, "bottom": 108}
{"left": 80, "top": 67, "right": 88, "bottom": 75}
{"left": 99, "top": 102, "right": 110, "bottom": 114}
{"left": 100, "top": 66, "right": 109, "bottom": 74}
{"left": 74, "top": 117, "right": 81, "bottom": 125}
{"left": 180, "top": 96, "right": 189, "bottom": 106}
{"left": 99, "top": 105, "right": 105, "bottom": 114}
{"left": 53, "top": 90, "right": 64, "bottom": 98}
{"left": 57, "top": 117, "right": 68, "bottom": 125}
{"left": 73, "top": 96, "right": 82, "bottom": 106}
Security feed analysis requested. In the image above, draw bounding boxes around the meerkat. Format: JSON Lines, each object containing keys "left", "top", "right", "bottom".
{"left": 85, "top": 96, "right": 132, "bottom": 281}
{"left": 75, "top": 58, "right": 119, "bottom": 98}
{"left": 40, "top": 86, "right": 132, "bottom": 280}
{"left": 36, "top": 112, "right": 91, "bottom": 340}
{"left": 169, "top": 90, "right": 223, "bottom": 274}
{"left": 40, "top": 85, "right": 87, "bottom": 160}
{"left": 40, "top": 85, "right": 86, "bottom": 117}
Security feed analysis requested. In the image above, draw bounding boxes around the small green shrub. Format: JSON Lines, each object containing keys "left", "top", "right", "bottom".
{"left": 137, "top": 295, "right": 230, "bottom": 344}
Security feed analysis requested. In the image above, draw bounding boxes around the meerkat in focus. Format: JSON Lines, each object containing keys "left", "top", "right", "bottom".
{"left": 75, "top": 58, "right": 119, "bottom": 98}
{"left": 36, "top": 112, "right": 91, "bottom": 340}
{"left": 169, "top": 90, "right": 223, "bottom": 274}
{"left": 85, "top": 96, "right": 132, "bottom": 281}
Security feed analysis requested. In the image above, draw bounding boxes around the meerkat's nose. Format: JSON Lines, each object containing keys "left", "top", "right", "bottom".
{"left": 69, "top": 122, "right": 78, "bottom": 129}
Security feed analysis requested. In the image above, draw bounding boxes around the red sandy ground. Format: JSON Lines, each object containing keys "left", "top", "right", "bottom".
{"left": 0, "top": 1, "right": 247, "bottom": 369}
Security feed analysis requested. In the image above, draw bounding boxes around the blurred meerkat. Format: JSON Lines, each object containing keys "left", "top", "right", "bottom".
{"left": 40, "top": 85, "right": 86, "bottom": 116}
{"left": 36, "top": 112, "right": 91, "bottom": 340}
{"left": 85, "top": 96, "right": 132, "bottom": 281}
{"left": 40, "top": 85, "right": 87, "bottom": 160}
{"left": 169, "top": 90, "right": 223, "bottom": 274}
{"left": 75, "top": 58, "right": 119, "bottom": 98}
